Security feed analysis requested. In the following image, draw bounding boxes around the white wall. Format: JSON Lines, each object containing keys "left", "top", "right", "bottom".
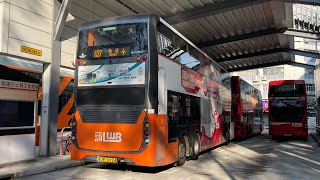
{"left": 0, "top": 134, "right": 35, "bottom": 165}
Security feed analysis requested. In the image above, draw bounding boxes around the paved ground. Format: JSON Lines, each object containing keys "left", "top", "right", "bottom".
{"left": 17, "top": 130, "right": 320, "bottom": 180}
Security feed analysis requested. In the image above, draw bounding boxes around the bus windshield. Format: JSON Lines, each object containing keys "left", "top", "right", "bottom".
{"left": 77, "top": 23, "right": 148, "bottom": 60}
{"left": 269, "top": 84, "right": 304, "bottom": 97}
{"left": 269, "top": 106, "right": 304, "bottom": 122}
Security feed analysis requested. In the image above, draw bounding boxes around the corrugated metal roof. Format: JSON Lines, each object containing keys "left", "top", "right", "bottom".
{"left": 70, "top": 0, "right": 316, "bottom": 71}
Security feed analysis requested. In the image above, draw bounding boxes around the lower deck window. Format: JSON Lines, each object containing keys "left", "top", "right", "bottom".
{"left": 0, "top": 100, "right": 34, "bottom": 128}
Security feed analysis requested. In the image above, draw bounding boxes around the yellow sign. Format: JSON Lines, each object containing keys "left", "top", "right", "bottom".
{"left": 99, "top": 157, "right": 117, "bottom": 163}
{"left": 20, "top": 45, "right": 42, "bottom": 57}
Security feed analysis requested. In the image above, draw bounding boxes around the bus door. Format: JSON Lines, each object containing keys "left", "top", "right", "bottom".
{"left": 157, "top": 67, "right": 167, "bottom": 162}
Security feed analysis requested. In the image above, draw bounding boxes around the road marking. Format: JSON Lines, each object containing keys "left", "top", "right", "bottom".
{"left": 162, "top": 168, "right": 179, "bottom": 174}
{"left": 310, "top": 167, "right": 320, "bottom": 173}
{"left": 275, "top": 148, "right": 320, "bottom": 166}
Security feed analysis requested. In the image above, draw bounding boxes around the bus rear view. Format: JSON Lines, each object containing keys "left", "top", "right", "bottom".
{"left": 268, "top": 80, "right": 308, "bottom": 138}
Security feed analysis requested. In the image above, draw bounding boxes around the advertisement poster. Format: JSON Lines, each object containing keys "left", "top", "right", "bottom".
{"left": 181, "top": 66, "right": 203, "bottom": 94}
{"left": 78, "top": 62, "right": 145, "bottom": 86}
{"left": 262, "top": 100, "right": 268, "bottom": 112}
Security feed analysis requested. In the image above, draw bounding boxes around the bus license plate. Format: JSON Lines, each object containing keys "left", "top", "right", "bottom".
{"left": 292, "top": 123, "right": 302, "bottom": 127}
{"left": 99, "top": 157, "right": 118, "bottom": 163}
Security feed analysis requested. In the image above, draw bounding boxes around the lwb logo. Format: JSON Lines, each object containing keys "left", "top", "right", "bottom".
{"left": 95, "top": 132, "right": 122, "bottom": 142}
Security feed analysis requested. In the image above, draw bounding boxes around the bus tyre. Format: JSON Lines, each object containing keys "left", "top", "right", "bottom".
{"left": 191, "top": 133, "right": 200, "bottom": 160}
{"left": 177, "top": 136, "right": 187, "bottom": 166}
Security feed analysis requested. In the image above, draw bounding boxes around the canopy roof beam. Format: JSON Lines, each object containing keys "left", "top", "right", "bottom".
{"left": 215, "top": 48, "right": 320, "bottom": 62}
{"left": 227, "top": 60, "right": 314, "bottom": 72}
{"left": 164, "top": 0, "right": 320, "bottom": 25}
{"left": 198, "top": 28, "right": 287, "bottom": 48}
{"left": 164, "top": 0, "right": 268, "bottom": 25}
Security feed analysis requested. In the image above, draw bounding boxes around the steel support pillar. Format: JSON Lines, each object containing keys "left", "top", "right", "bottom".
{"left": 39, "top": 0, "right": 61, "bottom": 157}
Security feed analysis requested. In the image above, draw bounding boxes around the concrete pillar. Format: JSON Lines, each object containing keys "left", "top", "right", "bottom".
{"left": 39, "top": 0, "right": 61, "bottom": 157}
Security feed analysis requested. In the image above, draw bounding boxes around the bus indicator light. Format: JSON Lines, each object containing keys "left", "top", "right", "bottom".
{"left": 82, "top": 60, "right": 87, "bottom": 65}
{"left": 72, "top": 122, "right": 77, "bottom": 126}
{"left": 144, "top": 138, "right": 150, "bottom": 144}
{"left": 144, "top": 131, "right": 150, "bottom": 136}
{"left": 142, "top": 55, "right": 147, "bottom": 61}
{"left": 77, "top": 60, "right": 81, "bottom": 65}
{"left": 136, "top": 56, "right": 141, "bottom": 61}
{"left": 144, "top": 123, "right": 150, "bottom": 128}
{"left": 72, "top": 129, "right": 76, "bottom": 133}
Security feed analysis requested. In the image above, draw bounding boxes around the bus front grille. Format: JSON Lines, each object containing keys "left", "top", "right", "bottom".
{"left": 77, "top": 105, "right": 142, "bottom": 124}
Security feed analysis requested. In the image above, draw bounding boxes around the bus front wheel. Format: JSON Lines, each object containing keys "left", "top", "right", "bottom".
{"left": 177, "top": 136, "right": 187, "bottom": 166}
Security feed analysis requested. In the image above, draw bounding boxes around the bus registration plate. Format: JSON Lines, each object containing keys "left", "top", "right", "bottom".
{"left": 292, "top": 123, "right": 302, "bottom": 127}
{"left": 99, "top": 157, "right": 118, "bottom": 163}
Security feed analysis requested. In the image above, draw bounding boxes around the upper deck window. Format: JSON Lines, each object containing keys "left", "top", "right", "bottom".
{"left": 77, "top": 23, "right": 148, "bottom": 60}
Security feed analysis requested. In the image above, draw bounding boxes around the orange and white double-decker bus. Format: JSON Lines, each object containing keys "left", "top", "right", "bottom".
{"left": 71, "top": 14, "right": 234, "bottom": 167}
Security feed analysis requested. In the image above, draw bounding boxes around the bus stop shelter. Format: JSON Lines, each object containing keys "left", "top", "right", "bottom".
{"left": 40, "top": 0, "right": 320, "bottom": 156}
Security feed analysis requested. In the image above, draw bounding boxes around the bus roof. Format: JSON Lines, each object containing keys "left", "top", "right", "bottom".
{"left": 78, "top": 14, "right": 155, "bottom": 31}
{"left": 77, "top": 14, "right": 228, "bottom": 73}
{"left": 269, "top": 80, "right": 305, "bottom": 86}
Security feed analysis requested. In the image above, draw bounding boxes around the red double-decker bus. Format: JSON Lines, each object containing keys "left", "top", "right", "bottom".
{"left": 230, "top": 76, "right": 263, "bottom": 139}
{"left": 268, "top": 80, "right": 308, "bottom": 138}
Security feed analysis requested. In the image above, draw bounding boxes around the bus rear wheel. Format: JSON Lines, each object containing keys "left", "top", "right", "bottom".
{"left": 177, "top": 136, "right": 187, "bottom": 166}
{"left": 190, "top": 133, "right": 200, "bottom": 160}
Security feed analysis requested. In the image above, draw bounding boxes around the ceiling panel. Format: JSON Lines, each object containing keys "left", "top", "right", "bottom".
{"left": 68, "top": 0, "right": 299, "bottom": 71}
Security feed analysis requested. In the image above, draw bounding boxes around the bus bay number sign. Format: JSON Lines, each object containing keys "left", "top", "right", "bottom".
{"left": 20, "top": 45, "right": 42, "bottom": 57}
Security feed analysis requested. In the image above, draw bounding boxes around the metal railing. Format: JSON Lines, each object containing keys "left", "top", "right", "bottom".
{"left": 59, "top": 126, "right": 71, "bottom": 156}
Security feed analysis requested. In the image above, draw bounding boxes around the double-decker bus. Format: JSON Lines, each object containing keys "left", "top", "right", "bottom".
{"left": 71, "top": 14, "right": 234, "bottom": 167}
{"left": 225, "top": 76, "right": 263, "bottom": 139}
{"left": 268, "top": 80, "right": 308, "bottom": 138}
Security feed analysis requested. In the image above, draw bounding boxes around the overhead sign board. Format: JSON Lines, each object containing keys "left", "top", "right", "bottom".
{"left": 20, "top": 45, "right": 42, "bottom": 57}
{"left": 0, "top": 79, "right": 39, "bottom": 91}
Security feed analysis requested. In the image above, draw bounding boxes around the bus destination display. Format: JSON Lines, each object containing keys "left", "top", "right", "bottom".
{"left": 92, "top": 46, "right": 131, "bottom": 59}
